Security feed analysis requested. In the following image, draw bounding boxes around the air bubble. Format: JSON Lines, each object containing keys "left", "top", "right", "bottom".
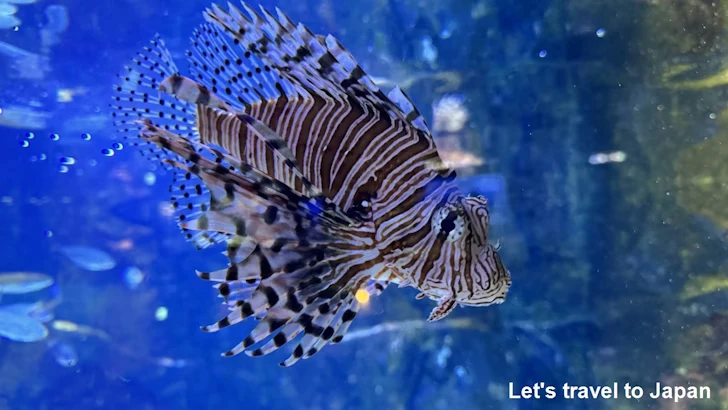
{"left": 81, "top": 133, "right": 92, "bottom": 141}
{"left": 101, "top": 149, "right": 115, "bottom": 157}
{"left": 20, "top": 140, "right": 29, "bottom": 148}
{"left": 58, "top": 165, "right": 69, "bottom": 173}
{"left": 43, "top": 230, "right": 53, "bottom": 238}
{"left": 39, "top": 153, "right": 47, "bottom": 161}
{"left": 50, "top": 133, "right": 60, "bottom": 141}
{"left": 112, "top": 142, "right": 124, "bottom": 150}
{"left": 25, "top": 132, "right": 35, "bottom": 140}
{"left": 538, "top": 50, "right": 547, "bottom": 58}
{"left": 596, "top": 28, "right": 606, "bottom": 38}
{"left": 59, "top": 157, "right": 76, "bottom": 165}
{"left": 155, "top": 306, "right": 169, "bottom": 321}
{"left": 143, "top": 172, "right": 156, "bottom": 186}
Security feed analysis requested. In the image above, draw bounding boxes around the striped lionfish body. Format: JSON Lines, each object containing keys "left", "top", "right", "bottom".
{"left": 111, "top": 2, "right": 511, "bottom": 366}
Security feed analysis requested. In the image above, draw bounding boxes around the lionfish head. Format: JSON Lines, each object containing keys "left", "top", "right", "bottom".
{"left": 431, "top": 194, "right": 512, "bottom": 307}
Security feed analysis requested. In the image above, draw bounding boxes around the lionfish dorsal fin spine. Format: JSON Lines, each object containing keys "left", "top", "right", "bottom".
{"left": 196, "top": 2, "right": 446, "bottom": 214}
{"left": 387, "top": 86, "right": 431, "bottom": 133}
{"left": 205, "top": 2, "right": 424, "bottom": 130}
{"left": 188, "top": 23, "right": 299, "bottom": 111}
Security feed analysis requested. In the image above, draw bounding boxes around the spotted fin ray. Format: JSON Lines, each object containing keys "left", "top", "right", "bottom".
{"left": 110, "top": 36, "right": 235, "bottom": 248}
{"left": 228, "top": 273, "right": 390, "bottom": 367}
{"left": 111, "top": 35, "right": 197, "bottom": 170}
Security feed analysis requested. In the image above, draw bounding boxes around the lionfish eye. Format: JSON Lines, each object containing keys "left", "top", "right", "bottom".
{"left": 432, "top": 206, "right": 466, "bottom": 242}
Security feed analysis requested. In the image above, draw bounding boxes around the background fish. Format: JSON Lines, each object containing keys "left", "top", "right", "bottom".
{"left": 0, "top": 309, "right": 48, "bottom": 342}
{"left": 47, "top": 340, "right": 79, "bottom": 367}
{"left": 0, "top": 272, "right": 54, "bottom": 294}
{"left": 0, "top": 303, "right": 54, "bottom": 323}
{"left": 58, "top": 245, "right": 116, "bottom": 272}
{"left": 111, "top": 1, "right": 511, "bottom": 367}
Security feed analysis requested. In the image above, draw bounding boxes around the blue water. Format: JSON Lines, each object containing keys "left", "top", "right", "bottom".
{"left": 1, "top": 0, "right": 726, "bottom": 409}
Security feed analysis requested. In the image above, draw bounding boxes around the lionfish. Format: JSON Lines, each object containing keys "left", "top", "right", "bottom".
{"left": 111, "top": 2, "right": 511, "bottom": 366}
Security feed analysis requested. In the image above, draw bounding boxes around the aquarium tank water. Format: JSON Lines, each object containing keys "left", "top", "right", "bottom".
{"left": 0, "top": 0, "right": 726, "bottom": 409}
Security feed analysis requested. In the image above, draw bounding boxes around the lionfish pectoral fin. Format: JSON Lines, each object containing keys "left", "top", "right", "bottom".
{"left": 141, "top": 116, "right": 375, "bottom": 364}
{"left": 111, "top": 35, "right": 199, "bottom": 172}
{"left": 427, "top": 296, "right": 457, "bottom": 322}
{"left": 235, "top": 257, "right": 389, "bottom": 367}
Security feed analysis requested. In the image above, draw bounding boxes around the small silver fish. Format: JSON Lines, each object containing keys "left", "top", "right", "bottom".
{"left": 59, "top": 245, "right": 116, "bottom": 271}
{"left": 0, "top": 4, "right": 17, "bottom": 16}
{"left": 0, "top": 272, "right": 53, "bottom": 294}
{"left": 0, "top": 302, "right": 54, "bottom": 322}
{"left": 0, "top": 14, "right": 20, "bottom": 30}
{"left": 0, "top": 310, "right": 48, "bottom": 342}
